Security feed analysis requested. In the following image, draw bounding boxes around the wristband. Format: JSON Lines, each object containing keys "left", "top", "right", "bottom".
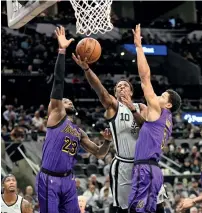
{"left": 58, "top": 48, "right": 66, "bottom": 54}
{"left": 105, "top": 140, "right": 111, "bottom": 144}
{"left": 131, "top": 109, "right": 137, "bottom": 114}
{"left": 83, "top": 67, "right": 90, "bottom": 72}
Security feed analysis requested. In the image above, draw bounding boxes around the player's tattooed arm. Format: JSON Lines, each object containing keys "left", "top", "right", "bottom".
{"left": 48, "top": 26, "right": 74, "bottom": 126}
{"left": 80, "top": 128, "right": 112, "bottom": 159}
{"left": 72, "top": 54, "right": 117, "bottom": 111}
{"left": 22, "top": 199, "right": 33, "bottom": 213}
{"left": 132, "top": 24, "right": 161, "bottom": 120}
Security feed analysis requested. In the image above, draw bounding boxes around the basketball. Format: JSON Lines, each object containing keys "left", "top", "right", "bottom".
{"left": 76, "top": 38, "right": 101, "bottom": 64}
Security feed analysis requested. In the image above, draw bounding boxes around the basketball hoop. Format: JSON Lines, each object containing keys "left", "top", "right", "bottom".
{"left": 70, "top": 0, "right": 113, "bottom": 36}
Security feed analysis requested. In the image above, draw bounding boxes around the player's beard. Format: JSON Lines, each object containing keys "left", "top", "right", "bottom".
{"left": 65, "top": 107, "right": 77, "bottom": 115}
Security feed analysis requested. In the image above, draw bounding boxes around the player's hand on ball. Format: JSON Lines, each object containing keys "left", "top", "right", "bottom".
{"left": 132, "top": 24, "right": 142, "bottom": 47}
{"left": 55, "top": 26, "right": 74, "bottom": 49}
{"left": 72, "top": 54, "right": 89, "bottom": 70}
{"left": 100, "top": 128, "right": 112, "bottom": 141}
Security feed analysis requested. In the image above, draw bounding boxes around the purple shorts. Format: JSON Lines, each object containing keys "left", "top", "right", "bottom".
{"left": 36, "top": 172, "right": 80, "bottom": 213}
{"left": 128, "top": 164, "right": 163, "bottom": 213}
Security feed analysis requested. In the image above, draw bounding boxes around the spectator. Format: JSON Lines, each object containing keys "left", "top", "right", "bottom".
{"left": 32, "top": 111, "right": 44, "bottom": 129}
{"left": 190, "top": 207, "right": 198, "bottom": 213}
{"left": 3, "top": 105, "right": 16, "bottom": 123}
{"left": 192, "top": 159, "right": 201, "bottom": 173}
{"left": 181, "top": 158, "right": 192, "bottom": 173}
{"left": 76, "top": 178, "right": 84, "bottom": 196}
{"left": 83, "top": 184, "right": 99, "bottom": 210}
{"left": 38, "top": 104, "right": 46, "bottom": 118}
{"left": 78, "top": 196, "right": 87, "bottom": 213}
{"left": 190, "top": 146, "right": 201, "bottom": 160}
{"left": 100, "top": 188, "right": 113, "bottom": 213}
{"left": 189, "top": 179, "right": 201, "bottom": 197}
{"left": 90, "top": 174, "right": 103, "bottom": 190}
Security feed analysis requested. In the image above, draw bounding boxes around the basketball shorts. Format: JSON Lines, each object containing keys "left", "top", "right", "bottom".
{"left": 128, "top": 163, "right": 163, "bottom": 213}
{"left": 36, "top": 171, "right": 80, "bottom": 213}
{"left": 109, "top": 156, "right": 134, "bottom": 210}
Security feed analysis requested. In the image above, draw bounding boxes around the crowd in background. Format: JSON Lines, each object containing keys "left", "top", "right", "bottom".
{"left": 1, "top": 27, "right": 202, "bottom": 75}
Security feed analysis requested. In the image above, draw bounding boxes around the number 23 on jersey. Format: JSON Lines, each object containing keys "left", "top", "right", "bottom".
{"left": 62, "top": 136, "right": 78, "bottom": 156}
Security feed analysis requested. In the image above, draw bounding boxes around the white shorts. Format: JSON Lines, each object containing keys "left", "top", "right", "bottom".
{"left": 109, "top": 156, "right": 134, "bottom": 209}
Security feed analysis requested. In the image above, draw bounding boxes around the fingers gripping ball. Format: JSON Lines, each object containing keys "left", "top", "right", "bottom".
{"left": 76, "top": 38, "right": 101, "bottom": 64}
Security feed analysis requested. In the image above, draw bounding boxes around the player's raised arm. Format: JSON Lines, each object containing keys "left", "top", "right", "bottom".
{"left": 72, "top": 54, "right": 117, "bottom": 112}
{"left": 133, "top": 24, "right": 161, "bottom": 121}
{"left": 80, "top": 128, "right": 112, "bottom": 159}
{"left": 47, "top": 26, "right": 74, "bottom": 127}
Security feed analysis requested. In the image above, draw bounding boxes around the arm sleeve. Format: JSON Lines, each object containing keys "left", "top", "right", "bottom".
{"left": 50, "top": 53, "right": 65, "bottom": 100}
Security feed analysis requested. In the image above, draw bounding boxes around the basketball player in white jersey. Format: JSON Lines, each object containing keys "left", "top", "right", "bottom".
{"left": 1, "top": 174, "right": 33, "bottom": 213}
{"left": 73, "top": 54, "right": 146, "bottom": 212}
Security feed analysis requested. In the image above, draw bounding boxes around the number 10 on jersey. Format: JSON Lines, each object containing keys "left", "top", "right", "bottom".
{"left": 120, "top": 113, "right": 130, "bottom": 121}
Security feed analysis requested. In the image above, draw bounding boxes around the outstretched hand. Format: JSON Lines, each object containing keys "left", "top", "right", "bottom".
{"left": 100, "top": 128, "right": 112, "bottom": 141}
{"left": 72, "top": 53, "right": 89, "bottom": 70}
{"left": 132, "top": 24, "right": 142, "bottom": 47}
{"left": 55, "top": 26, "right": 74, "bottom": 49}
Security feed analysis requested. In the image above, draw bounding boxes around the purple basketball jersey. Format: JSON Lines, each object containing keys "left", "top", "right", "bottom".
{"left": 134, "top": 109, "right": 173, "bottom": 161}
{"left": 41, "top": 116, "right": 81, "bottom": 172}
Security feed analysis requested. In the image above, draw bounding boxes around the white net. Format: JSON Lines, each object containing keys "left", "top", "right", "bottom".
{"left": 70, "top": 0, "right": 113, "bottom": 36}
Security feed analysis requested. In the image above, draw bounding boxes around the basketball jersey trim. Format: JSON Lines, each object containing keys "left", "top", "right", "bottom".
{"left": 106, "top": 101, "right": 119, "bottom": 123}
{"left": 20, "top": 198, "right": 23, "bottom": 213}
{"left": 1, "top": 194, "right": 19, "bottom": 207}
{"left": 144, "top": 108, "right": 171, "bottom": 124}
{"left": 47, "top": 114, "right": 67, "bottom": 129}
{"left": 114, "top": 160, "right": 120, "bottom": 207}
{"left": 111, "top": 120, "right": 119, "bottom": 155}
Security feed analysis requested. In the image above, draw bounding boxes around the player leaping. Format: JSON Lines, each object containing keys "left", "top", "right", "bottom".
{"left": 72, "top": 45, "right": 147, "bottom": 212}
{"left": 36, "top": 26, "right": 112, "bottom": 213}
{"left": 128, "top": 24, "right": 181, "bottom": 213}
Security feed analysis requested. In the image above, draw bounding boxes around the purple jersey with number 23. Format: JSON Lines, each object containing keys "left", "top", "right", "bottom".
{"left": 42, "top": 115, "right": 81, "bottom": 172}
{"left": 36, "top": 115, "right": 82, "bottom": 213}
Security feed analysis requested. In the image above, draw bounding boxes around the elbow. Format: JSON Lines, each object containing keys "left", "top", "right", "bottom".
{"left": 140, "top": 73, "right": 150, "bottom": 82}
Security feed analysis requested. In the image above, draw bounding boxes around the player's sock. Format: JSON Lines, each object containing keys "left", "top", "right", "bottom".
{"left": 155, "top": 203, "right": 165, "bottom": 213}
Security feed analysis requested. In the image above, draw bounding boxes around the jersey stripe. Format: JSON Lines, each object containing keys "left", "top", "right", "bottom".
{"left": 111, "top": 120, "right": 119, "bottom": 155}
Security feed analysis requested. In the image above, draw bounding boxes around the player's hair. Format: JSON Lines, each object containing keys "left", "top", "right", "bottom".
{"left": 166, "top": 89, "right": 181, "bottom": 113}
{"left": 114, "top": 79, "right": 134, "bottom": 94}
{"left": 2, "top": 174, "right": 15, "bottom": 184}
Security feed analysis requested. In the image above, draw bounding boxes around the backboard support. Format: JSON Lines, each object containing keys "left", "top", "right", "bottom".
{"left": 7, "top": 0, "right": 58, "bottom": 29}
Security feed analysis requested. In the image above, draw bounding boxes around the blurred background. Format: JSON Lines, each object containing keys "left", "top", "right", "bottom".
{"left": 1, "top": 1, "right": 202, "bottom": 213}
